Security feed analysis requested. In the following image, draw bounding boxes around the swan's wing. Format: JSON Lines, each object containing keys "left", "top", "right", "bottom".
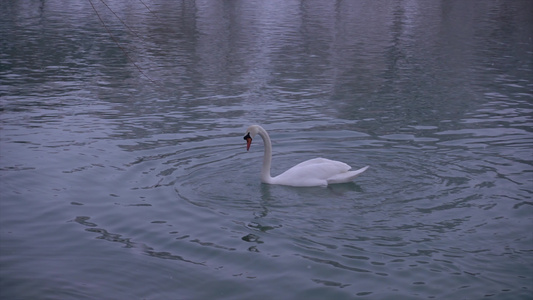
{"left": 291, "top": 157, "right": 351, "bottom": 170}
{"left": 326, "top": 165, "right": 369, "bottom": 184}
{"left": 272, "top": 158, "right": 355, "bottom": 187}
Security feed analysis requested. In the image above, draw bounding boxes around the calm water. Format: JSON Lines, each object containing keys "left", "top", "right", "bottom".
{"left": 1, "top": 0, "right": 532, "bottom": 299}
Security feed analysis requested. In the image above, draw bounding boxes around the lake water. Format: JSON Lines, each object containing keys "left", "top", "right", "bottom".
{"left": 1, "top": 0, "right": 532, "bottom": 299}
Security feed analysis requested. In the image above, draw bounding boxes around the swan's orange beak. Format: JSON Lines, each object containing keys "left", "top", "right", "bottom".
{"left": 244, "top": 133, "right": 252, "bottom": 151}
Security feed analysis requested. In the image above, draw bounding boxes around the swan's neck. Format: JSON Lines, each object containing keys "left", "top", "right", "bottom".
{"left": 257, "top": 127, "right": 274, "bottom": 183}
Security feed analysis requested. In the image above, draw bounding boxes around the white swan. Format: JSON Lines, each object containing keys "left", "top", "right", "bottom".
{"left": 243, "top": 125, "right": 369, "bottom": 187}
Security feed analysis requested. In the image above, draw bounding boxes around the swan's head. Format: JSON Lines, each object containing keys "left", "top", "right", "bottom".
{"left": 243, "top": 125, "right": 260, "bottom": 151}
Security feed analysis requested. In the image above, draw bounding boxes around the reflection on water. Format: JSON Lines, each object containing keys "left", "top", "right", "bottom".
{"left": 1, "top": 0, "right": 532, "bottom": 299}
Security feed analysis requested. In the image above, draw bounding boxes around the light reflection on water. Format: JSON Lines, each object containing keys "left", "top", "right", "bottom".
{"left": 1, "top": 0, "right": 533, "bottom": 299}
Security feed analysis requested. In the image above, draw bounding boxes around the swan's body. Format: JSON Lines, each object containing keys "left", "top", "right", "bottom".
{"left": 244, "top": 125, "right": 369, "bottom": 187}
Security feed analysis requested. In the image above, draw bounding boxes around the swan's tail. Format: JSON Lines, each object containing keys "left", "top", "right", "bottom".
{"left": 327, "top": 166, "right": 369, "bottom": 184}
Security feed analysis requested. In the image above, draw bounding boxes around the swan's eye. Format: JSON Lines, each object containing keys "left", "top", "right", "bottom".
{"left": 243, "top": 133, "right": 251, "bottom": 140}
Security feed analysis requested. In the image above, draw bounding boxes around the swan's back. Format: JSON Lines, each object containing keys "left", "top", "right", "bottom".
{"left": 291, "top": 157, "right": 351, "bottom": 170}
{"left": 270, "top": 157, "right": 357, "bottom": 187}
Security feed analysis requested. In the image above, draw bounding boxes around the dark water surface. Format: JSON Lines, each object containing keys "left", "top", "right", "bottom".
{"left": 1, "top": 0, "right": 532, "bottom": 299}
